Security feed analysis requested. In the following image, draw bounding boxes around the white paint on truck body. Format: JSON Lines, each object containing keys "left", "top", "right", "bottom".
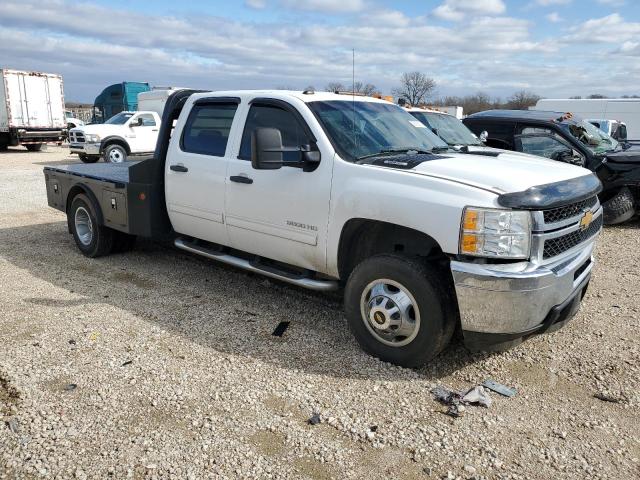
{"left": 0, "top": 69, "right": 65, "bottom": 131}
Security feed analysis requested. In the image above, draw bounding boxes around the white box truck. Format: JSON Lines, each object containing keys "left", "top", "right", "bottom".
{"left": 533, "top": 98, "right": 640, "bottom": 141}
{"left": 0, "top": 69, "right": 66, "bottom": 152}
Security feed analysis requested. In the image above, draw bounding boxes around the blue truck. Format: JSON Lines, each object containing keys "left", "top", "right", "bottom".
{"left": 91, "top": 82, "right": 150, "bottom": 123}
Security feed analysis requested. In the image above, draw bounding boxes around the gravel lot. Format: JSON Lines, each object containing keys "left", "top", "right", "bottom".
{"left": 0, "top": 146, "right": 638, "bottom": 479}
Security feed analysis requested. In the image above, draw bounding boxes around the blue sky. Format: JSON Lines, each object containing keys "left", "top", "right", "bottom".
{"left": 1, "top": 0, "right": 638, "bottom": 102}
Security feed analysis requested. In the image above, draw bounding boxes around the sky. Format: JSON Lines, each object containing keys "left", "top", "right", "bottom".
{"left": 0, "top": 0, "right": 638, "bottom": 103}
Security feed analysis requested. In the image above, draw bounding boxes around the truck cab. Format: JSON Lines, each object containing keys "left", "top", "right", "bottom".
{"left": 69, "top": 110, "right": 161, "bottom": 163}
{"left": 464, "top": 110, "right": 640, "bottom": 224}
{"left": 44, "top": 90, "right": 603, "bottom": 367}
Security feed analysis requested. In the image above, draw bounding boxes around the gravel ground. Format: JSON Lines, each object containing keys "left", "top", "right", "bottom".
{"left": 0, "top": 146, "right": 638, "bottom": 479}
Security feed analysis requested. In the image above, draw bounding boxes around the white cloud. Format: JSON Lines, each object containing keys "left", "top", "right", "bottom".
{"left": 280, "top": 0, "right": 366, "bottom": 13}
{"left": 433, "top": 0, "right": 506, "bottom": 22}
{"left": 546, "top": 12, "right": 562, "bottom": 22}
{"left": 364, "top": 9, "right": 410, "bottom": 27}
{"left": 535, "top": 0, "right": 571, "bottom": 5}
{"left": 245, "top": 0, "right": 267, "bottom": 9}
{"left": 567, "top": 13, "right": 640, "bottom": 43}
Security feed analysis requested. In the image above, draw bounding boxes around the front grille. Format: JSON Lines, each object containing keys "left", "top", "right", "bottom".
{"left": 543, "top": 196, "right": 598, "bottom": 224}
{"left": 70, "top": 131, "right": 85, "bottom": 143}
{"left": 543, "top": 214, "right": 603, "bottom": 259}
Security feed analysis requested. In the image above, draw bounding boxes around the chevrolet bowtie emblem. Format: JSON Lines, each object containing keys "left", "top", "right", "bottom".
{"left": 579, "top": 210, "right": 594, "bottom": 231}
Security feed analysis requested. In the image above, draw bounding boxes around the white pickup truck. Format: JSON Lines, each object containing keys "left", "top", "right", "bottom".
{"left": 68, "top": 110, "right": 161, "bottom": 163}
{"left": 44, "top": 90, "right": 603, "bottom": 367}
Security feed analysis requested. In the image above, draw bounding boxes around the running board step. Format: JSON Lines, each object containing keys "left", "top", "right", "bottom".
{"left": 174, "top": 238, "right": 339, "bottom": 292}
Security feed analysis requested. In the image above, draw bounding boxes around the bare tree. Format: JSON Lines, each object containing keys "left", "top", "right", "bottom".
{"left": 352, "top": 81, "right": 378, "bottom": 96}
{"left": 325, "top": 82, "right": 346, "bottom": 92}
{"left": 587, "top": 94, "right": 607, "bottom": 99}
{"left": 392, "top": 72, "right": 436, "bottom": 105}
{"left": 505, "top": 90, "right": 541, "bottom": 110}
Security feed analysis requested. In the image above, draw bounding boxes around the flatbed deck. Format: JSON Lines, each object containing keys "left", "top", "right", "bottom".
{"left": 44, "top": 161, "right": 139, "bottom": 187}
{"left": 44, "top": 159, "right": 169, "bottom": 238}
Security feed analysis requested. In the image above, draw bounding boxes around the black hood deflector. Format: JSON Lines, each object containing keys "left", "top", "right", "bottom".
{"left": 498, "top": 174, "right": 602, "bottom": 210}
{"left": 359, "top": 152, "right": 451, "bottom": 170}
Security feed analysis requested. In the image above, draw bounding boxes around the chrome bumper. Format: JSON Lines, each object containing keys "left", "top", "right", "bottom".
{"left": 451, "top": 240, "right": 595, "bottom": 336}
{"left": 69, "top": 142, "right": 100, "bottom": 155}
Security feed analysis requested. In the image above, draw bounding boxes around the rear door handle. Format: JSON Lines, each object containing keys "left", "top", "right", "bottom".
{"left": 230, "top": 175, "right": 253, "bottom": 184}
{"left": 170, "top": 164, "right": 188, "bottom": 172}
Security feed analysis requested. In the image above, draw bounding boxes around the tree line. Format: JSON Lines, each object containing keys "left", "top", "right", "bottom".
{"left": 289, "top": 71, "right": 638, "bottom": 115}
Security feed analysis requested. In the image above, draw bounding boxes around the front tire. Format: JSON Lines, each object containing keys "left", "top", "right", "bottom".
{"left": 26, "top": 143, "right": 43, "bottom": 152}
{"left": 103, "top": 144, "right": 127, "bottom": 163}
{"left": 344, "top": 254, "right": 455, "bottom": 368}
{"left": 602, "top": 187, "right": 635, "bottom": 225}
{"left": 69, "top": 194, "right": 115, "bottom": 257}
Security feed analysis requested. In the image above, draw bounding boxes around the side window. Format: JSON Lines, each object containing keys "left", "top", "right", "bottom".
{"left": 137, "top": 114, "right": 156, "bottom": 127}
{"left": 521, "top": 126, "right": 553, "bottom": 135}
{"left": 181, "top": 103, "right": 238, "bottom": 157}
{"left": 239, "top": 105, "right": 311, "bottom": 161}
{"left": 519, "top": 135, "right": 585, "bottom": 166}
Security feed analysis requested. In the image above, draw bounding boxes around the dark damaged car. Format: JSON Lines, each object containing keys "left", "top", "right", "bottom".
{"left": 464, "top": 110, "right": 640, "bottom": 224}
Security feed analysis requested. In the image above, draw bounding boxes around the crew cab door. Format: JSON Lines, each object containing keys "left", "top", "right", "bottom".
{"left": 224, "top": 99, "right": 333, "bottom": 272}
{"left": 165, "top": 98, "right": 241, "bottom": 245}
{"left": 126, "top": 113, "right": 159, "bottom": 153}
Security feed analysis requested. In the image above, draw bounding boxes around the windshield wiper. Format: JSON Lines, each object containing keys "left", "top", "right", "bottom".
{"left": 356, "top": 147, "right": 432, "bottom": 161}
{"left": 430, "top": 146, "right": 450, "bottom": 153}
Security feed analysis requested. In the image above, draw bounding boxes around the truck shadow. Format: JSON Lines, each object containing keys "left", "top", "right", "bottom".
{"left": 0, "top": 221, "right": 496, "bottom": 381}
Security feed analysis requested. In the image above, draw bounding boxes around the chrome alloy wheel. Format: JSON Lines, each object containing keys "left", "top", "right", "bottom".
{"left": 74, "top": 206, "right": 93, "bottom": 246}
{"left": 360, "top": 279, "right": 421, "bottom": 347}
{"left": 108, "top": 147, "right": 125, "bottom": 163}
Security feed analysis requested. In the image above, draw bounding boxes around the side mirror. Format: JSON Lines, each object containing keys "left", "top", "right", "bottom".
{"left": 251, "top": 128, "right": 283, "bottom": 170}
{"left": 479, "top": 131, "right": 488, "bottom": 143}
{"left": 431, "top": 127, "right": 439, "bottom": 137}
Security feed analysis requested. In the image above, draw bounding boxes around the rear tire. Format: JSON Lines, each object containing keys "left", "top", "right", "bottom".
{"left": 344, "top": 254, "right": 455, "bottom": 368}
{"left": 79, "top": 154, "right": 99, "bottom": 163}
{"left": 69, "top": 194, "right": 115, "bottom": 257}
{"left": 602, "top": 187, "right": 635, "bottom": 225}
{"left": 103, "top": 144, "right": 127, "bottom": 163}
{"left": 26, "top": 143, "right": 43, "bottom": 152}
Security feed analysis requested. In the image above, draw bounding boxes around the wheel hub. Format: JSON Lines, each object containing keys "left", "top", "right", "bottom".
{"left": 74, "top": 206, "right": 93, "bottom": 246}
{"left": 360, "top": 279, "right": 421, "bottom": 347}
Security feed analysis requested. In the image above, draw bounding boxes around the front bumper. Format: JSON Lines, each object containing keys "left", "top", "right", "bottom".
{"left": 451, "top": 241, "right": 595, "bottom": 351}
{"left": 69, "top": 142, "right": 101, "bottom": 155}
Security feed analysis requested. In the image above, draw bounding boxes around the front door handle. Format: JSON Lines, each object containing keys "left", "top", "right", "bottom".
{"left": 170, "top": 164, "right": 188, "bottom": 173}
{"left": 230, "top": 175, "right": 253, "bottom": 184}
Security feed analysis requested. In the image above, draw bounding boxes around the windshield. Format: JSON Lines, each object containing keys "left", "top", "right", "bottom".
{"left": 105, "top": 112, "right": 134, "bottom": 125}
{"left": 410, "top": 111, "right": 481, "bottom": 146}
{"left": 308, "top": 101, "right": 448, "bottom": 160}
{"left": 560, "top": 118, "right": 618, "bottom": 154}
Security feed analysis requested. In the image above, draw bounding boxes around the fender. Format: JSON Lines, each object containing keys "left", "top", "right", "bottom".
{"left": 65, "top": 183, "right": 105, "bottom": 231}
{"left": 100, "top": 135, "right": 131, "bottom": 154}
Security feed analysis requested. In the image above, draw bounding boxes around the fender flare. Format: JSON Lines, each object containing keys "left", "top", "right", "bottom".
{"left": 65, "top": 183, "right": 105, "bottom": 231}
{"left": 100, "top": 136, "right": 131, "bottom": 154}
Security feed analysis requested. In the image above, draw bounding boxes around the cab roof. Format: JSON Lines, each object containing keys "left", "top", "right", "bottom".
{"left": 188, "top": 90, "right": 394, "bottom": 104}
{"left": 406, "top": 106, "right": 451, "bottom": 115}
{"left": 466, "top": 109, "right": 575, "bottom": 121}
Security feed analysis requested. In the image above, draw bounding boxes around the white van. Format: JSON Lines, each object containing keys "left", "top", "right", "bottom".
{"left": 533, "top": 99, "right": 640, "bottom": 140}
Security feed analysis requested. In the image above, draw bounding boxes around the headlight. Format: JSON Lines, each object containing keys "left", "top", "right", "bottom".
{"left": 460, "top": 207, "right": 531, "bottom": 259}
{"left": 85, "top": 134, "right": 101, "bottom": 143}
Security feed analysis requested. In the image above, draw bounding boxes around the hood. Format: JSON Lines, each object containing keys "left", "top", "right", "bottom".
{"left": 605, "top": 144, "right": 640, "bottom": 164}
{"left": 70, "top": 124, "right": 129, "bottom": 136}
{"left": 409, "top": 151, "right": 592, "bottom": 194}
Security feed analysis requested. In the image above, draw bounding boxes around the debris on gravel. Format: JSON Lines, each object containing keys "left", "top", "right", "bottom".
{"left": 0, "top": 147, "right": 639, "bottom": 479}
